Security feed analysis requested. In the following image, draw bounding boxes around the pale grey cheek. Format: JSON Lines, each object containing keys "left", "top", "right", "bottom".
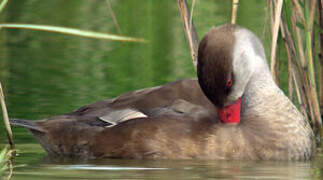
{"left": 226, "top": 54, "right": 252, "bottom": 105}
{"left": 225, "top": 86, "right": 244, "bottom": 105}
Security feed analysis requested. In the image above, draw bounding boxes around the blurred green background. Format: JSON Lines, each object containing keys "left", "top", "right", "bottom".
{"left": 0, "top": 0, "right": 269, "bottom": 123}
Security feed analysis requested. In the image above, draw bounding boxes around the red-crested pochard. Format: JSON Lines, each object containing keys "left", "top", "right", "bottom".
{"left": 11, "top": 24, "right": 315, "bottom": 160}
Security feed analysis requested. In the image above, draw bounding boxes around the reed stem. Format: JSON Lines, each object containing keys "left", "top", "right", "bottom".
{"left": 274, "top": 0, "right": 323, "bottom": 139}
{"left": 319, "top": 0, "right": 323, "bottom": 117}
{"left": 304, "top": 0, "right": 323, "bottom": 138}
{"left": 280, "top": 20, "right": 294, "bottom": 100}
{"left": 105, "top": 0, "right": 121, "bottom": 35}
{"left": 0, "top": 82, "right": 15, "bottom": 150}
{"left": 178, "top": 0, "right": 199, "bottom": 68}
{"left": 270, "top": 0, "right": 283, "bottom": 84}
{"left": 231, "top": 0, "right": 239, "bottom": 24}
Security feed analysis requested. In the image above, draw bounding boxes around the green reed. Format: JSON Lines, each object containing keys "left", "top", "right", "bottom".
{"left": 268, "top": 0, "right": 322, "bottom": 139}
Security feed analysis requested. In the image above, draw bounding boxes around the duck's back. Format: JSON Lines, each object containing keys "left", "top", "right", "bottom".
{"left": 67, "top": 79, "right": 217, "bottom": 124}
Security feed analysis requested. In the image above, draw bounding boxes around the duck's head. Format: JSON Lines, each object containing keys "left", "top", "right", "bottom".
{"left": 197, "top": 24, "right": 267, "bottom": 124}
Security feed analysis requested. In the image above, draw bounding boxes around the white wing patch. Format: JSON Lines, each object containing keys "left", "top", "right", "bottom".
{"left": 99, "top": 109, "right": 147, "bottom": 127}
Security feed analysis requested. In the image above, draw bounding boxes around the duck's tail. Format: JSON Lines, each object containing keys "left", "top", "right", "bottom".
{"left": 10, "top": 118, "right": 100, "bottom": 157}
{"left": 10, "top": 118, "right": 56, "bottom": 155}
{"left": 10, "top": 118, "right": 45, "bottom": 133}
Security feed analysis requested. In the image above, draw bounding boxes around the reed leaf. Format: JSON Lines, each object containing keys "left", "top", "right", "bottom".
{"left": 0, "top": 0, "right": 8, "bottom": 14}
{"left": 0, "top": 24, "right": 146, "bottom": 42}
{"left": 0, "top": 146, "right": 13, "bottom": 178}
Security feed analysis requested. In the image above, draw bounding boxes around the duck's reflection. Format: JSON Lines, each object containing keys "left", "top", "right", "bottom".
{"left": 38, "top": 156, "right": 320, "bottom": 180}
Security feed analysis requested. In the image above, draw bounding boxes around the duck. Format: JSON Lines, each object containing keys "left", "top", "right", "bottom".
{"left": 11, "top": 24, "right": 315, "bottom": 160}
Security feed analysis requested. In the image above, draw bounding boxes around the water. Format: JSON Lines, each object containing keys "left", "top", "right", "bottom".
{"left": 10, "top": 151, "right": 323, "bottom": 180}
{"left": 0, "top": 0, "right": 322, "bottom": 179}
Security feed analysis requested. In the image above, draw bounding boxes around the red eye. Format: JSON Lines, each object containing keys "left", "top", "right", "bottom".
{"left": 226, "top": 79, "right": 232, "bottom": 87}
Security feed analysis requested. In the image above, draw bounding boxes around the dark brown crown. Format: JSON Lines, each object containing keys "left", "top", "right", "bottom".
{"left": 197, "top": 24, "right": 236, "bottom": 108}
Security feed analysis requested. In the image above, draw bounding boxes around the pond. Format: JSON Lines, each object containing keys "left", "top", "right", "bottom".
{"left": 0, "top": 0, "right": 322, "bottom": 179}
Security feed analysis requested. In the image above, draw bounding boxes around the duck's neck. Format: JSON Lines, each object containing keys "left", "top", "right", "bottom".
{"left": 239, "top": 66, "right": 314, "bottom": 160}
{"left": 240, "top": 64, "right": 307, "bottom": 129}
{"left": 240, "top": 67, "right": 279, "bottom": 116}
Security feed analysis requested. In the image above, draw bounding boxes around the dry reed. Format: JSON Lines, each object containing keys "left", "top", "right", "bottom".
{"left": 268, "top": 0, "right": 322, "bottom": 139}
{"left": 105, "top": 0, "right": 122, "bottom": 35}
{"left": 231, "top": 0, "right": 239, "bottom": 24}
{"left": 178, "top": 0, "right": 199, "bottom": 68}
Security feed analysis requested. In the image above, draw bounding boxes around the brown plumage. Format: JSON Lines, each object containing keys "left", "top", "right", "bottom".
{"left": 11, "top": 24, "right": 315, "bottom": 160}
